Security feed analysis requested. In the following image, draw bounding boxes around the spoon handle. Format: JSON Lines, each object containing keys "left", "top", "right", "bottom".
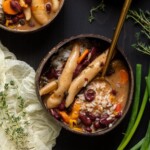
{"left": 102, "top": 0, "right": 132, "bottom": 77}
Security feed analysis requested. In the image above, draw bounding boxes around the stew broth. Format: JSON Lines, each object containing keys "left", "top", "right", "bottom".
{"left": 39, "top": 39, "right": 130, "bottom": 133}
{"left": 0, "top": 0, "right": 64, "bottom": 31}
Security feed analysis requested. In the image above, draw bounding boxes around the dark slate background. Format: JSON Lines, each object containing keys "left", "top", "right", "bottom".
{"left": 0, "top": 0, "right": 150, "bottom": 149}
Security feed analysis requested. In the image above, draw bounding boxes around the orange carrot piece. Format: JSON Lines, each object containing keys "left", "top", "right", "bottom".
{"left": 115, "top": 103, "right": 122, "bottom": 112}
{"left": 77, "top": 49, "right": 89, "bottom": 64}
{"left": 2, "top": 0, "right": 18, "bottom": 15}
{"left": 119, "top": 69, "right": 129, "bottom": 84}
{"left": 72, "top": 102, "right": 80, "bottom": 111}
{"left": 59, "top": 111, "right": 70, "bottom": 123}
{"left": 72, "top": 127, "right": 82, "bottom": 132}
{"left": 70, "top": 103, "right": 80, "bottom": 119}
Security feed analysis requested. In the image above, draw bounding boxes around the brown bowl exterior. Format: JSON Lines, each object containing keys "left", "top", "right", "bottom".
{"left": 35, "top": 34, "right": 134, "bottom": 136}
{"left": 0, "top": 0, "right": 64, "bottom": 33}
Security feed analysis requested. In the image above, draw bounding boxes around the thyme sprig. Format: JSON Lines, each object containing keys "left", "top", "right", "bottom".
{"left": 88, "top": 0, "right": 105, "bottom": 23}
{"left": 0, "top": 81, "right": 30, "bottom": 150}
{"left": 127, "top": 9, "right": 150, "bottom": 55}
{"left": 127, "top": 9, "right": 150, "bottom": 39}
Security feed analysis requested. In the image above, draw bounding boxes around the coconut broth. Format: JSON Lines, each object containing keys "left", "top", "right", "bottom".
{"left": 39, "top": 40, "right": 130, "bottom": 133}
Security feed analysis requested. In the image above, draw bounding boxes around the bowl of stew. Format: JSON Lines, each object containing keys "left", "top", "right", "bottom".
{"left": 35, "top": 34, "right": 134, "bottom": 136}
{"left": 0, "top": 0, "right": 64, "bottom": 32}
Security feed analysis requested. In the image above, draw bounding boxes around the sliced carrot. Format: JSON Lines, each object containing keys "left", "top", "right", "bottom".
{"left": 72, "top": 127, "right": 82, "bottom": 132}
{"left": 69, "top": 119, "right": 77, "bottom": 128}
{"left": 115, "top": 103, "right": 122, "bottom": 112}
{"left": 59, "top": 111, "right": 70, "bottom": 123}
{"left": 77, "top": 49, "right": 89, "bottom": 64}
{"left": 119, "top": 69, "right": 129, "bottom": 84}
{"left": 70, "top": 103, "right": 80, "bottom": 119}
{"left": 72, "top": 102, "right": 80, "bottom": 111}
{"left": 2, "top": 0, "right": 18, "bottom": 15}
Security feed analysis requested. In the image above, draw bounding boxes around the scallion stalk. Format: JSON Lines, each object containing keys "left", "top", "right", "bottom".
{"left": 140, "top": 121, "right": 150, "bottom": 150}
{"left": 145, "top": 67, "right": 150, "bottom": 102}
{"left": 117, "top": 64, "right": 142, "bottom": 147}
{"left": 117, "top": 87, "right": 149, "bottom": 150}
{"left": 130, "top": 138, "right": 144, "bottom": 150}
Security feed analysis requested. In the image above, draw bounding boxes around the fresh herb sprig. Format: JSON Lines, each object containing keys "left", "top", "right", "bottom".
{"left": 0, "top": 81, "right": 29, "bottom": 150}
{"left": 88, "top": 0, "right": 105, "bottom": 23}
{"left": 127, "top": 9, "right": 150, "bottom": 55}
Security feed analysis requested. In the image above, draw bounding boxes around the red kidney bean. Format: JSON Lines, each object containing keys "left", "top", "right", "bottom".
{"left": 58, "top": 101, "right": 65, "bottom": 111}
{"left": 17, "top": 13, "right": 25, "bottom": 19}
{"left": 94, "top": 119, "right": 101, "bottom": 130}
{"left": 45, "top": 3, "right": 51, "bottom": 13}
{"left": 99, "top": 113, "right": 109, "bottom": 126}
{"left": 100, "top": 119, "right": 107, "bottom": 126}
{"left": 12, "top": 16, "right": 19, "bottom": 24}
{"left": 100, "top": 114, "right": 114, "bottom": 126}
{"left": 86, "top": 112, "right": 96, "bottom": 121}
{"left": 50, "top": 109, "right": 61, "bottom": 120}
{"left": 101, "top": 113, "right": 109, "bottom": 119}
{"left": 25, "top": 0, "right": 32, "bottom": 5}
{"left": 79, "top": 113, "right": 92, "bottom": 126}
{"left": 85, "top": 126, "right": 92, "bottom": 132}
{"left": 45, "top": 67, "right": 62, "bottom": 79}
{"left": 10, "top": 0, "right": 22, "bottom": 13}
{"left": 111, "top": 89, "right": 117, "bottom": 96}
{"left": 84, "top": 89, "right": 96, "bottom": 102}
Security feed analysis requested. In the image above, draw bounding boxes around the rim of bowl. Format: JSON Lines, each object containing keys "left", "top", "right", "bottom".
{"left": 35, "top": 34, "right": 134, "bottom": 136}
{"left": 0, "top": 0, "right": 65, "bottom": 33}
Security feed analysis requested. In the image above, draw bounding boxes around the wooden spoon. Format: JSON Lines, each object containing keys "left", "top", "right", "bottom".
{"left": 102, "top": 0, "right": 132, "bottom": 77}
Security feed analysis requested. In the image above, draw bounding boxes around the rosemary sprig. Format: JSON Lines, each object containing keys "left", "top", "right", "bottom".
{"left": 127, "top": 9, "right": 150, "bottom": 39}
{"left": 132, "top": 42, "right": 150, "bottom": 55}
{"left": 127, "top": 9, "right": 150, "bottom": 55}
{"left": 0, "top": 81, "right": 30, "bottom": 150}
{"left": 88, "top": 0, "right": 105, "bottom": 23}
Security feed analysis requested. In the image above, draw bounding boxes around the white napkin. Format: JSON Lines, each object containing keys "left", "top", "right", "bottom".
{"left": 0, "top": 42, "right": 61, "bottom": 150}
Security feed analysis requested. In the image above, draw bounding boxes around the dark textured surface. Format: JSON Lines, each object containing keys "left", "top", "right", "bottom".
{"left": 0, "top": 0, "right": 150, "bottom": 149}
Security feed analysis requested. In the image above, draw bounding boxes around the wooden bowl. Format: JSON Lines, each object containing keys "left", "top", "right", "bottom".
{"left": 0, "top": 0, "right": 64, "bottom": 33}
{"left": 35, "top": 34, "right": 134, "bottom": 136}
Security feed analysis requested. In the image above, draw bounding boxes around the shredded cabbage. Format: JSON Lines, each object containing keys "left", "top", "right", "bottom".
{"left": 0, "top": 42, "right": 61, "bottom": 150}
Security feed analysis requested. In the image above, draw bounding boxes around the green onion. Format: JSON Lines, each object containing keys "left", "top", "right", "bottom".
{"left": 145, "top": 67, "right": 150, "bottom": 102}
{"left": 140, "top": 121, "right": 150, "bottom": 150}
{"left": 125, "top": 64, "right": 142, "bottom": 134}
{"left": 130, "top": 138, "right": 145, "bottom": 150}
{"left": 117, "top": 64, "right": 142, "bottom": 147}
{"left": 117, "top": 87, "right": 149, "bottom": 150}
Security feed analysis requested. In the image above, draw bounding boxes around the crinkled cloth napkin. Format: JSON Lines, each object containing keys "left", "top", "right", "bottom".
{"left": 0, "top": 42, "right": 61, "bottom": 150}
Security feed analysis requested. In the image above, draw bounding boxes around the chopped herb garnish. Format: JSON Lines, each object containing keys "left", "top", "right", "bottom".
{"left": 127, "top": 9, "right": 150, "bottom": 55}
{"left": 88, "top": 0, "right": 105, "bottom": 23}
{"left": 0, "top": 81, "right": 30, "bottom": 150}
